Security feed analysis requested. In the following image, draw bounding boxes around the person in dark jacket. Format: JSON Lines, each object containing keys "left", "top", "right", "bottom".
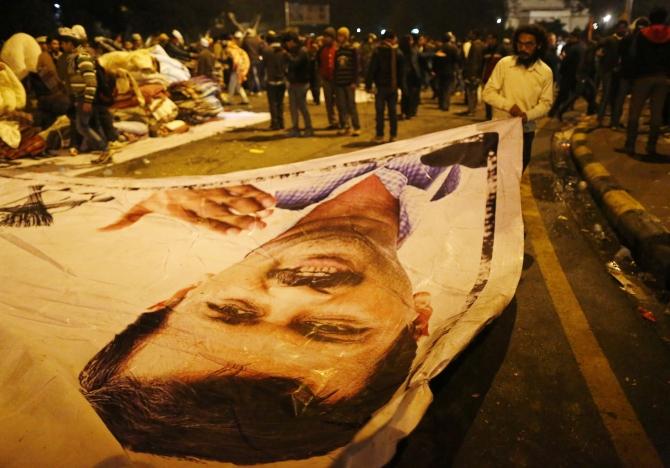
{"left": 596, "top": 20, "right": 628, "bottom": 126}
{"left": 196, "top": 38, "right": 216, "bottom": 79}
{"left": 433, "top": 33, "right": 459, "bottom": 111}
{"left": 611, "top": 18, "right": 650, "bottom": 129}
{"left": 285, "top": 32, "right": 314, "bottom": 137}
{"left": 399, "top": 35, "right": 421, "bottom": 119}
{"left": 461, "top": 30, "right": 485, "bottom": 116}
{"left": 618, "top": 7, "right": 670, "bottom": 156}
{"left": 334, "top": 27, "right": 361, "bottom": 136}
{"left": 262, "top": 31, "right": 288, "bottom": 130}
{"left": 366, "top": 30, "right": 405, "bottom": 142}
{"left": 550, "top": 31, "right": 597, "bottom": 120}
{"left": 481, "top": 33, "right": 506, "bottom": 119}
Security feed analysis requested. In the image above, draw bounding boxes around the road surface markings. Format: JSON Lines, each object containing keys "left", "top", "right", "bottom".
{"left": 521, "top": 177, "right": 662, "bottom": 468}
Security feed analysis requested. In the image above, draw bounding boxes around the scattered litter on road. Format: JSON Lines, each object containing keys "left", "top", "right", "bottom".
{"left": 142, "top": 158, "right": 151, "bottom": 165}
{"left": 557, "top": 215, "right": 568, "bottom": 221}
{"left": 249, "top": 148, "right": 265, "bottom": 154}
{"left": 637, "top": 306, "right": 657, "bottom": 323}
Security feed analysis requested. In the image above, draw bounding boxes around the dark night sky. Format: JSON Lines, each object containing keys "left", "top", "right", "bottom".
{"left": 0, "top": 0, "right": 662, "bottom": 41}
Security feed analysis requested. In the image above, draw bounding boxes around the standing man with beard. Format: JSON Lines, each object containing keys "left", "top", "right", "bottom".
{"left": 483, "top": 25, "right": 553, "bottom": 170}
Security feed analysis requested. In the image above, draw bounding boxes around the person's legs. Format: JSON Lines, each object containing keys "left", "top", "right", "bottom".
{"left": 238, "top": 81, "right": 249, "bottom": 104}
{"left": 611, "top": 78, "right": 632, "bottom": 127}
{"left": 646, "top": 76, "right": 669, "bottom": 154}
{"left": 522, "top": 131, "right": 535, "bottom": 172}
{"left": 267, "top": 84, "right": 280, "bottom": 128}
{"left": 466, "top": 79, "right": 479, "bottom": 115}
{"left": 624, "top": 77, "right": 652, "bottom": 152}
{"left": 297, "top": 83, "right": 313, "bottom": 131}
{"left": 400, "top": 88, "right": 410, "bottom": 118}
{"left": 335, "top": 85, "right": 349, "bottom": 130}
{"left": 288, "top": 85, "right": 300, "bottom": 131}
{"left": 95, "top": 105, "right": 118, "bottom": 143}
{"left": 387, "top": 89, "right": 398, "bottom": 138}
{"left": 347, "top": 86, "right": 360, "bottom": 131}
{"left": 276, "top": 83, "right": 286, "bottom": 129}
{"left": 323, "top": 80, "right": 337, "bottom": 127}
{"left": 437, "top": 76, "right": 447, "bottom": 110}
{"left": 597, "top": 71, "right": 613, "bottom": 122}
{"left": 75, "top": 102, "right": 105, "bottom": 152}
{"left": 227, "top": 71, "right": 238, "bottom": 99}
{"left": 375, "top": 89, "right": 385, "bottom": 137}
{"left": 410, "top": 85, "right": 420, "bottom": 117}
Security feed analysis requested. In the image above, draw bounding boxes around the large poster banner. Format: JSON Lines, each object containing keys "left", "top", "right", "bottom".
{"left": 0, "top": 119, "right": 524, "bottom": 467}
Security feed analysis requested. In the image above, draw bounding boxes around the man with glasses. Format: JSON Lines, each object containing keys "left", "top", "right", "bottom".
{"left": 483, "top": 25, "right": 553, "bottom": 171}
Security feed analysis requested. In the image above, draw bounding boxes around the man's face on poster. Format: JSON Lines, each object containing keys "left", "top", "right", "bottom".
{"left": 119, "top": 180, "right": 421, "bottom": 402}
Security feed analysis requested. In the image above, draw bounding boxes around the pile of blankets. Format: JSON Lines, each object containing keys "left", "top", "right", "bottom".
{"left": 169, "top": 76, "right": 224, "bottom": 124}
{"left": 0, "top": 32, "right": 228, "bottom": 161}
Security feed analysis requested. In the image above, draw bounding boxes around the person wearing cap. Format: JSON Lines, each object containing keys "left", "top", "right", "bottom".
{"left": 131, "top": 33, "right": 143, "bottom": 50}
{"left": 227, "top": 31, "right": 251, "bottom": 105}
{"left": 317, "top": 27, "right": 340, "bottom": 129}
{"left": 333, "top": 27, "right": 361, "bottom": 136}
{"left": 285, "top": 32, "right": 314, "bottom": 137}
{"left": 59, "top": 27, "right": 108, "bottom": 159}
{"left": 165, "top": 30, "right": 194, "bottom": 62}
{"left": 196, "top": 37, "right": 216, "bottom": 79}
{"left": 262, "top": 31, "right": 288, "bottom": 130}
{"left": 366, "top": 30, "right": 405, "bottom": 143}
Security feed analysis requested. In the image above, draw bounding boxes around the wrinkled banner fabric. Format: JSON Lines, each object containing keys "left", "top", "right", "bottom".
{"left": 0, "top": 118, "right": 523, "bottom": 467}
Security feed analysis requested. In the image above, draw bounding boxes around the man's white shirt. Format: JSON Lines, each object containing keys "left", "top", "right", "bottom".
{"left": 482, "top": 55, "right": 554, "bottom": 132}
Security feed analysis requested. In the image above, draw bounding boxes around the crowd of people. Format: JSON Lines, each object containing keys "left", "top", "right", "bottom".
{"left": 0, "top": 6, "right": 667, "bottom": 165}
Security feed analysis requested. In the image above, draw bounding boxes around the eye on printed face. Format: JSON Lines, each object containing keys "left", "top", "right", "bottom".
{"left": 120, "top": 222, "right": 416, "bottom": 402}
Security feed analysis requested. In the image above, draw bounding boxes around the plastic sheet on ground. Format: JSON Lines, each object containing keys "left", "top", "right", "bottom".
{"left": 0, "top": 118, "right": 524, "bottom": 467}
{"left": 2, "top": 111, "right": 270, "bottom": 176}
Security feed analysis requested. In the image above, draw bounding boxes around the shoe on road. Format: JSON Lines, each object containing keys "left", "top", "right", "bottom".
{"left": 614, "top": 146, "right": 635, "bottom": 156}
{"left": 372, "top": 135, "right": 385, "bottom": 144}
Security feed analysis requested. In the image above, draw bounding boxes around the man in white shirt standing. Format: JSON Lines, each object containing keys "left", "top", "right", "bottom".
{"left": 483, "top": 25, "right": 553, "bottom": 171}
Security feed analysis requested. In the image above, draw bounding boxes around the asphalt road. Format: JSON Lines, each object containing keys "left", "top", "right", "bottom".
{"left": 86, "top": 91, "right": 670, "bottom": 467}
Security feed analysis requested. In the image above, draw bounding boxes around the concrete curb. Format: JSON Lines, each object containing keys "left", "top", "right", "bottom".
{"left": 570, "top": 125, "right": 670, "bottom": 290}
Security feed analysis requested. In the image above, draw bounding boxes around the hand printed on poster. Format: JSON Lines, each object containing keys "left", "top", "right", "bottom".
{"left": 101, "top": 185, "right": 276, "bottom": 234}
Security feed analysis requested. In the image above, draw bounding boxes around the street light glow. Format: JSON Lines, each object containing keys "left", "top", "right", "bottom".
{"left": 603, "top": 13, "right": 612, "bottom": 22}
{"left": 54, "top": 2, "right": 61, "bottom": 8}
{"left": 356, "top": 27, "right": 361, "bottom": 33}
{"left": 593, "top": 22, "right": 599, "bottom": 30}
{"left": 380, "top": 28, "right": 386, "bottom": 35}
{"left": 411, "top": 27, "right": 420, "bottom": 34}
{"left": 496, "top": 17, "right": 502, "bottom": 24}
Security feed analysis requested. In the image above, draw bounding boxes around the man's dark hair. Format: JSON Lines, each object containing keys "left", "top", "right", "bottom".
{"left": 649, "top": 6, "right": 668, "bottom": 24}
{"left": 79, "top": 307, "right": 417, "bottom": 464}
{"left": 381, "top": 30, "right": 396, "bottom": 40}
{"left": 512, "top": 24, "right": 548, "bottom": 58}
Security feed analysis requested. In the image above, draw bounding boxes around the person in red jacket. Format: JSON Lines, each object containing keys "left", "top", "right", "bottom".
{"left": 316, "top": 27, "right": 340, "bottom": 129}
{"left": 617, "top": 7, "right": 670, "bottom": 156}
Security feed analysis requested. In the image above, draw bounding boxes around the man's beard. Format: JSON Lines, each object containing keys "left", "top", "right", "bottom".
{"left": 517, "top": 51, "right": 540, "bottom": 68}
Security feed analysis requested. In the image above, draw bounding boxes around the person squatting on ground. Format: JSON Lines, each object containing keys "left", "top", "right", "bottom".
{"left": 333, "top": 27, "right": 361, "bottom": 137}
{"left": 366, "top": 30, "right": 405, "bottom": 143}
{"left": 483, "top": 24, "right": 553, "bottom": 171}
{"left": 285, "top": 32, "right": 314, "bottom": 137}
{"left": 617, "top": 7, "right": 670, "bottom": 157}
